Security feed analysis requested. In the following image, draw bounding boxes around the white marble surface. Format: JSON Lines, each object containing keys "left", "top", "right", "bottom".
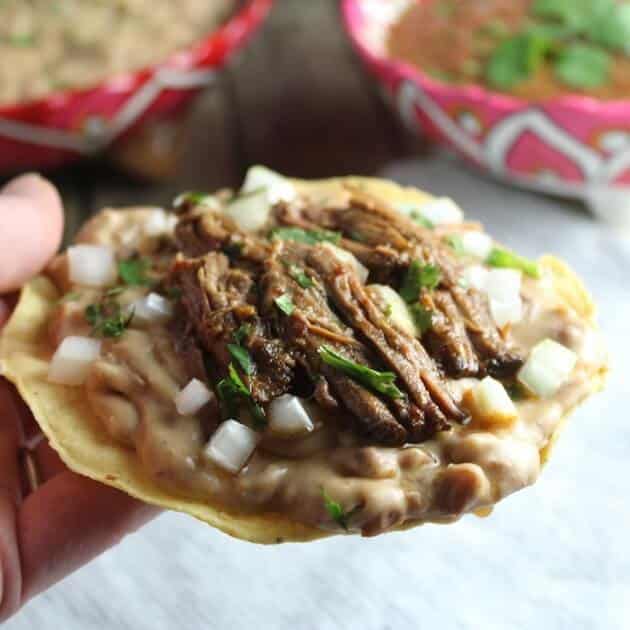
{"left": 7, "top": 156, "right": 629, "bottom": 630}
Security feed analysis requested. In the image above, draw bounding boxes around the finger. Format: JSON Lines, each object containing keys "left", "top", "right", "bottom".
{"left": 18, "top": 472, "right": 159, "bottom": 605}
{"left": 0, "top": 174, "right": 64, "bottom": 293}
{"left": 0, "top": 381, "right": 25, "bottom": 621}
{"left": 32, "top": 441, "right": 66, "bottom": 482}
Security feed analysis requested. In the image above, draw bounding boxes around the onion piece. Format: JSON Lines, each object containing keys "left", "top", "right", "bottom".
{"left": 323, "top": 243, "right": 369, "bottom": 283}
{"left": 48, "top": 336, "right": 101, "bottom": 386}
{"left": 241, "top": 165, "right": 297, "bottom": 204}
{"left": 463, "top": 376, "right": 518, "bottom": 426}
{"left": 366, "top": 284, "right": 418, "bottom": 337}
{"left": 461, "top": 265, "right": 489, "bottom": 291}
{"left": 268, "top": 395, "right": 314, "bottom": 437}
{"left": 68, "top": 245, "right": 117, "bottom": 287}
{"left": 486, "top": 269, "right": 522, "bottom": 328}
{"left": 175, "top": 378, "right": 212, "bottom": 415}
{"left": 203, "top": 419, "right": 260, "bottom": 474}
{"left": 225, "top": 188, "right": 270, "bottom": 233}
{"left": 131, "top": 293, "right": 174, "bottom": 324}
{"left": 459, "top": 231, "right": 493, "bottom": 259}
{"left": 416, "top": 197, "right": 464, "bottom": 225}
{"left": 143, "top": 209, "right": 177, "bottom": 237}
{"left": 518, "top": 339, "right": 577, "bottom": 398}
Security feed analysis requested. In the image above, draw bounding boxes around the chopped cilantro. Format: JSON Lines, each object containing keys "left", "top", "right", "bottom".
{"left": 85, "top": 301, "right": 133, "bottom": 338}
{"left": 227, "top": 343, "right": 254, "bottom": 376}
{"left": 233, "top": 323, "right": 253, "bottom": 345}
{"left": 321, "top": 488, "right": 360, "bottom": 531}
{"left": 383, "top": 303, "right": 393, "bottom": 319}
{"left": 486, "top": 247, "right": 540, "bottom": 278}
{"left": 554, "top": 43, "right": 610, "bottom": 89}
{"left": 274, "top": 293, "right": 295, "bottom": 316}
{"left": 287, "top": 264, "right": 314, "bottom": 289}
{"left": 118, "top": 259, "right": 152, "bottom": 286}
{"left": 216, "top": 363, "right": 266, "bottom": 428}
{"left": 318, "top": 345, "right": 403, "bottom": 400}
{"left": 270, "top": 226, "right": 341, "bottom": 246}
{"left": 399, "top": 261, "right": 441, "bottom": 303}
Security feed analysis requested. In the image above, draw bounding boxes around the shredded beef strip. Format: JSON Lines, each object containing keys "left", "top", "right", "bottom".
{"left": 277, "top": 191, "right": 522, "bottom": 377}
{"left": 260, "top": 243, "right": 407, "bottom": 445}
{"left": 420, "top": 289, "right": 479, "bottom": 376}
{"left": 170, "top": 253, "right": 294, "bottom": 404}
{"left": 307, "top": 245, "right": 465, "bottom": 429}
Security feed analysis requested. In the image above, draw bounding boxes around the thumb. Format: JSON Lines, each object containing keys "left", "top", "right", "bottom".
{"left": 0, "top": 174, "right": 64, "bottom": 293}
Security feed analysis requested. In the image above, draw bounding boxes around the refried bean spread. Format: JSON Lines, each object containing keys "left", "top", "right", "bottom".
{"left": 44, "top": 168, "right": 606, "bottom": 536}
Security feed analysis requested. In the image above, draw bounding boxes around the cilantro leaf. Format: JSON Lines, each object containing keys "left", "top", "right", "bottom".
{"left": 486, "top": 32, "right": 551, "bottom": 90}
{"left": 233, "top": 323, "right": 253, "bottom": 345}
{"left": 287, "top": 264, "right": 314, "bottom": 289}
{"left": 554, "top": 43, "right": 610, "bottom": 89}
{"left": 216, "top": 363, "right": 266, "bottom": 427}
{"left": 409, "top": 303, "right": 434, "bottom": 334}
{"left": 227, "top": 343, "right": 254, "bottom": 375}
{"left": 321, "top": 488, "right": 360, "bottom": 531}
{"left": 318, "top": 345, "right": 403, "bottom": 399}
{"left": 274, "top": 293, "right": 295, "bottom": 316}
{"left": 118, "top": 259, "right": 152, "bottom": 286}
{"left": 486, "top": 247, "right": 540, "bottom": 278}
{"left": 399, "top": 261, "right": 441, "bottom": 303}
{"left": 85, "top": 301, "right": 134, "bottom": 338}
{"left": 270, "top": 227, "right": 341, "bottom": 246}
{"left": 587, "top": 4, "right": 630, "bottom": 50}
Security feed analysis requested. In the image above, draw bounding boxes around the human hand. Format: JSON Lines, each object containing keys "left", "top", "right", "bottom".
{"left": 0, "top": 174, "right": 158, "bottom": 621}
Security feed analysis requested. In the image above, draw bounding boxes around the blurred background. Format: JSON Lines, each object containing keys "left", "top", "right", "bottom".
{"left": 2, "top": 1, "right": 628, "bottom": 629}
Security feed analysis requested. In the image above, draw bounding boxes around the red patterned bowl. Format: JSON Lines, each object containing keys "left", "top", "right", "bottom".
{"left": 342, "top": 0, "right": 630, "bottom": 228}
{"left": 0, "top": 0, "right": 273, "bottom": 175}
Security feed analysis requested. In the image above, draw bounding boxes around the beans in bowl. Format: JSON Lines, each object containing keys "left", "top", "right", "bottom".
{"left": 0, "top": 0, "right": 234, "bottom": 105}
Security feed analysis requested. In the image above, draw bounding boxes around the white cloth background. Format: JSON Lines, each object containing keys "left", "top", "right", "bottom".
{"left": 7, "top": 155, "right": 629, "bottom": 630}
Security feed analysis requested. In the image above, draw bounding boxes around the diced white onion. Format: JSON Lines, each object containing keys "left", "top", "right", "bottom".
{"left": 490, "top": 298, "right": 523, "bottom": 329}
{"left": 203, "top": 419, "right": 260, "bottom": 474}
{"left": 461, "top": 265, "right": 489, "bottom": 291}
{"left": 416, "top": 197, "right": 464, "bottom": 225}
{"left": 131, "top": 293, "right": 174, "bottom": 324}
{"left": 323, "top": 243, "right": 369, "bottom": 283}
{"left": 366, "top": 284, "right": 418, "bottom": 337}
{"left": 175, "top": 378, "right": 212, "bottom": 415}
{"left": 241, "top": 165, "right": 297, "bottom": 204}
{"left": 459, "top": 231, "right": 493, "bottom": 259}
{"left": 68, "top": 245, "right": 117, "bottom": 287}
{"left": 518, "top": 339, "right": 577, "bottom": 398}
{"left": 48, "top": 336, "right": 101, "bottom": 386}
{"left": 144, "top": 209, "right": 177, "bottom": 237}
{"left": 486, "top": 269, "right": 523, "bottom": 328}
{"left": 486, "top": 269, "right": 522, "bottom": 302}
{"left": 465, "top": 376, "right": 518, "bottom": 426}
{"left": 268, "top": 395, "right": 314, "bottom": 436}
{"left": 225, "top": 188, "right": 271, "bottom": 233}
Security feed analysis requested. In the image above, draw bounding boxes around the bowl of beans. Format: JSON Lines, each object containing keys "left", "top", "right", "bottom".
{"left": 342, "top": 0, "right": 630, "bottom": 227}
{"left": 0, "top": 0, "right": 273, "bottom": 174}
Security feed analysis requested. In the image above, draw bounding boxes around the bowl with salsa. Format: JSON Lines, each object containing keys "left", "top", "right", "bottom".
{"left": 342, "top": 0, "right": 630, "bottom": 227}
{"left": 0, "top": 0, "right": 273, "bottom": 174}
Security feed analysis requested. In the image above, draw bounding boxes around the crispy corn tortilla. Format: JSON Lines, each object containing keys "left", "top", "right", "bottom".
{"left": 0, "top": 177, "right": 607, "bottom": 543}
